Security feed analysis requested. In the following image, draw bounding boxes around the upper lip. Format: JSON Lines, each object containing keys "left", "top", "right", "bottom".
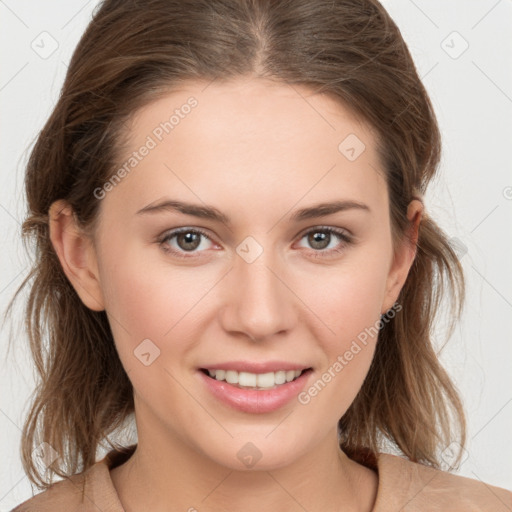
{"left": 199, "top": 361, "right": 312, "bottom": 373}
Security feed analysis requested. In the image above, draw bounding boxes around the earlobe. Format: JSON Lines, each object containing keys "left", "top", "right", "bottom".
{"left": 381, "top": 199, "right": 423, "bottom": 314}
{"left": 48, "top": 200, "right": 105, "bottom": 312}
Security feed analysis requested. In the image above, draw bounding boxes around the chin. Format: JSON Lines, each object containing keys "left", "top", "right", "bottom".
{"left": 195, "top": 432, "right": 310, "bottom": 472}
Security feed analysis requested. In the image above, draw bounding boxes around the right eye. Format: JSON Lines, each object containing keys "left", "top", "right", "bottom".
{"left": 158, "top": 227, "right": 218, "bottom": 258}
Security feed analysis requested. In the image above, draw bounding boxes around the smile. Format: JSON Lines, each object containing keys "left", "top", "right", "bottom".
{"left": 198, "top": 366, "right": 313, "bottom": 414}
{"left": 201, "top": 368, "right": 305, "bottom": 390}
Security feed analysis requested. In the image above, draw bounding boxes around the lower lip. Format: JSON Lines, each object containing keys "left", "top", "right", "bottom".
{"left": 198, "top": 370, "right": 312, "bottom": 414}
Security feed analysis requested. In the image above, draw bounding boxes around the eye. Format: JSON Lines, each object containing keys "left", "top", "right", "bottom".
{"left": 158, "top": 227, "right": 217, "bottom": 258}
{"left": 296, "top": 226, "right": 353, "bottom": 258}
{"left": 157, "top": 225, "right": 354, "bottom": 260}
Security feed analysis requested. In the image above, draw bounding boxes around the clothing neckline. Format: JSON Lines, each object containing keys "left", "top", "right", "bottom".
{"left": 16, "top": 443, "right": 512, "bottom": 510}
{"left": 99, "top": 443, "right": 383, "bottom": 511}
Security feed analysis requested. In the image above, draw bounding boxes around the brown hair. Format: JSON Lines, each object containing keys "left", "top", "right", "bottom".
{"left": 6, "top": 0, "right": 466, "bottom": 490}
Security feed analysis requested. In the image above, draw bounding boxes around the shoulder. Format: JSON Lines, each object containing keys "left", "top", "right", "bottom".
{"left": 10, "top": 473, "right": 87, "bottom": 512}
{"left": 10, "top": 457, "right": 120, "bottom": 512}
{"left": 374, "top": 452, "right": 512, "bottom": 511}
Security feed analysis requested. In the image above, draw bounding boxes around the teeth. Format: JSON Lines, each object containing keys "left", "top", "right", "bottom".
{"left": 239, "top": 372, "right": 257, "bottom": 387}
{"left": 225, "top": 370, "right": 238, "bottom": 384}
{"left": 207, "top": 369, "right": 304, "bottom": 389}
{"left": 275, "top": 371, "right": 286, "bottom": 385}
{"left": 256, "top": 372, "right": 274, "bottom": 388}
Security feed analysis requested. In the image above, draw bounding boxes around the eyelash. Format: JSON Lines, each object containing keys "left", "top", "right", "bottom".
{"left": 157, "top": 226, "right": 353, "bottom": 260}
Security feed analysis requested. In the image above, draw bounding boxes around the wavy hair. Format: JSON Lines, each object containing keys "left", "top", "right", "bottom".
{"left": 6, "top": 0, "right": 466, "bottom": 489}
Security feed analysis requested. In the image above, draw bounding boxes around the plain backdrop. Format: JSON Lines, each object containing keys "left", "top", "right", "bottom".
{"left": 1, "top": 0, "right": 511, "bottom": 509}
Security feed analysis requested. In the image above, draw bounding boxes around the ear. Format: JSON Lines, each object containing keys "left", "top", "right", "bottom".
{"left": 48, "top": 199, "right": 105, "bottom": 311}
{"left": 381, "top": 199, "right": 423, "bottom": 314}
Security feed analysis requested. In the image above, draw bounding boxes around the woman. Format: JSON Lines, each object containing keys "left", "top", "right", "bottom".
{"left": 8, "top": 0, "right": 511, "bottom": 510}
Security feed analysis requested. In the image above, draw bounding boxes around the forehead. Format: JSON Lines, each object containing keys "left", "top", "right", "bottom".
{"left": 102, "top": 78, "right": 388, "bottom": 224}
{"left": 126, "top": 77, "right": 379, "bottom": 159}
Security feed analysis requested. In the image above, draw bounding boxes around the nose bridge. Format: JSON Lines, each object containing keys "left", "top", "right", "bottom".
{"left": 223, "top": 237, "right": 295, "bottom": 340}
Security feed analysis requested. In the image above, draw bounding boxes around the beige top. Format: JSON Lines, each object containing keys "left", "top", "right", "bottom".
{"left": 11, "top": 446, "right": 512, "bottom": 511}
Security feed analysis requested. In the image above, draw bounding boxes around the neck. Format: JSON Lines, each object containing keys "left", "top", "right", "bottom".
{"left": 110, "top": 409, "right": 378, "bottom": 512}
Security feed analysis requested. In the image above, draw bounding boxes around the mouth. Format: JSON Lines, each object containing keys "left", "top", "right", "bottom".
{"left": 199, "top": 367, "right": 313, "bottom": 390}
{"left": 197, "top": 365, "right": 314, "bottom": 414}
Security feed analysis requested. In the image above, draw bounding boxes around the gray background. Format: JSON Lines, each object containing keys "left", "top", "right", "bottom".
{"left": 1, "top": 0, "right": 511, "bottom": 508}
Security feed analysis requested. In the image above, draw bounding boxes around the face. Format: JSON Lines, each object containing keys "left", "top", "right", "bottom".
{"left": 53, "top": 77, "right": 420, "bottom": 471}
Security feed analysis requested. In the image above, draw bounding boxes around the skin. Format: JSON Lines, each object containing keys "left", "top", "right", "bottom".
{"left": 49, "top": 77, "right": 422, "bottom": 512}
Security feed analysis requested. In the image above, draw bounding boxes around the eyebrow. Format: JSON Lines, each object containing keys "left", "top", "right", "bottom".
{"left": 136, "top": 198, "right": 370, "bottom": 224}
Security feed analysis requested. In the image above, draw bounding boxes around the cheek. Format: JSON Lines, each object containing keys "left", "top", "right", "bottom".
{"left": 96, "top": 242, "right": 216, "bottom": 364}
{"left": 305, "top": 250, "right": 391, "bottom": 343}
{"left": 296, "top": 243, "right": 391, "bottom": 403}
{"left": 297, "top": 277, "right": 386, "bottom": 418}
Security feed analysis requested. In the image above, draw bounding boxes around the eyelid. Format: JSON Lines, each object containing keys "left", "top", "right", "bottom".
{"left": 157, "top": 225, "right": 354, "bottom": 259}
{"left": 293, "top": 225, "right": 354, "bottom": 256}
{"left": 296, "top": 224, "right": 353, "bottom": 240}
{"left": 158, "top": 226, "right": 217, "bottom": 248}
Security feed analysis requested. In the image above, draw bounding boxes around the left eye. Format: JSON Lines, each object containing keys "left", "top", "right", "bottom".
{"left": 296, "top": 227, "right": 352, "bottom": 254}
{"left": 158, "top": 226, "right": 352, "bottom": 259}
{"left": 159, "top": 227, "right": 214, "bottom": 257}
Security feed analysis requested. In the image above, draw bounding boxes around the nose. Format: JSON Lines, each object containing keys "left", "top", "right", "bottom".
{"left": 219, "top": 247, "right": 297, "bottom": 342}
